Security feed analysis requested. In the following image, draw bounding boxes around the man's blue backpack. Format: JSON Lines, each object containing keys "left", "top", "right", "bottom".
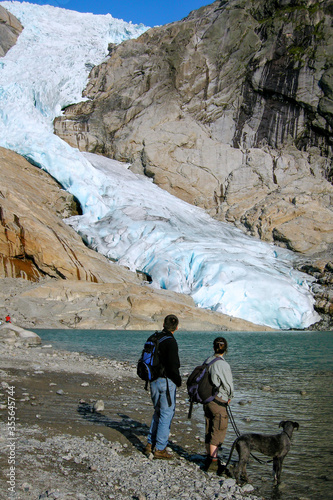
{"left": 137, "top": 331, "right": 169, "bottom": 384}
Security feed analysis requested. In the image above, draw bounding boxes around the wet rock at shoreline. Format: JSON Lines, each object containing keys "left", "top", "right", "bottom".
{"left": 93, "top": 399, "right": 105, "bottom": 412}
{"left": 0, "top": 323, "right": 41, "bottom": 346}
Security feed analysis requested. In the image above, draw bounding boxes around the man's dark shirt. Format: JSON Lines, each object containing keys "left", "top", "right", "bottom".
{"left": 158, "top": 329, "right": 181, "bottom": 387}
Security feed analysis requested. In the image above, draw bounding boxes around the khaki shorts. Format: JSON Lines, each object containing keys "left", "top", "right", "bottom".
{"left": 204, "top": 400, "right": 228, "bottom": 447}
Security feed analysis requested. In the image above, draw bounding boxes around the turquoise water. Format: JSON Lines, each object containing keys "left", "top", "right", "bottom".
{"left": 34, "top": 329, "right": 333, "bottom": 371}
{"left": 35, "top": 329, "right": 333, "bottom": 500}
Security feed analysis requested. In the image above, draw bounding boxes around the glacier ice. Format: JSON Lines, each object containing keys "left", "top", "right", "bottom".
{"left": 67, "top": 152, "right": 319, "bottom": 330}
{"left": 0, "top": 2, "right": 320, "bottom": 329}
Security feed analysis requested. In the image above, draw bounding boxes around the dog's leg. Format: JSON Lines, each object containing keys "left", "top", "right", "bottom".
{"left": 273, "top": 456, "right": 284, "bottom": 484}
{"left": 236, "top": 440, "right": 251, "bottom": 484}
{"left": 238, "top": 458, "right": 249, "bottom": 483}
{"left": 233, "top": 463, "right": 240, "bottom": 483}
{"left": 233, "top": 441, "right": 241, "bottom": 483}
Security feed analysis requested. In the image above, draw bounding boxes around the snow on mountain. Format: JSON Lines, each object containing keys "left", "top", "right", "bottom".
{"left": 0, "top": 2, "right": 320, "bottom": 329}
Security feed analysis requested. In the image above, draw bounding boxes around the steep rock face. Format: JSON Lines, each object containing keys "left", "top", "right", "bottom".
{"left": 0, "top": 147, "right": 109, "bottom": 282}
{"left": 0, "top": 5, "right": 22, "bottom": 57}
{"left": 0, "top": 148, "right": 269, "bottom": 331}
{"left": 54, "top": 0, "right": 333, "bottom": 256}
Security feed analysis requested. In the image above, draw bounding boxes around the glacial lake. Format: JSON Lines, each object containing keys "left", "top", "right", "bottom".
{"left": 35, "top": 329, "right": 332, "bottom": 500}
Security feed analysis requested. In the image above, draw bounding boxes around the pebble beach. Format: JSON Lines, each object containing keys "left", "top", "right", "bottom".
{"left": 0, "top": 325, "right": 265, "bottom": 500}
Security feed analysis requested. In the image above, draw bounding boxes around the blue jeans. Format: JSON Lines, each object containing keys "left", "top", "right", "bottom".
{"left": 147, "top": 377, "right": 176, "bottom": 451}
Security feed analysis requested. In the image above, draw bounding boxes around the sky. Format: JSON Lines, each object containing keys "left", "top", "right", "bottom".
{"left": 12, "top": 0, "right": 211, "bottom": 26}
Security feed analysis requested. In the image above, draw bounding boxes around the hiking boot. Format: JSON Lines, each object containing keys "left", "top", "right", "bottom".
{"left": 217, "top": 461, "right": 228, "bottom": 476}
{"left": 154, "top": 448, "right": 173, "bottom": 460}
{"left": 203, "top": 456, "right": 220, "bottom": 472}
{"left": 144, "top": 443, "right": 153, "bottom": 456}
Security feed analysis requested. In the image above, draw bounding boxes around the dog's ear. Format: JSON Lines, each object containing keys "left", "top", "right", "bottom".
{"left": 279, "top": 421, "right": 286, "bottom": 428}
{"left": 293, "top": 422, "right": 299, "bottom": 430}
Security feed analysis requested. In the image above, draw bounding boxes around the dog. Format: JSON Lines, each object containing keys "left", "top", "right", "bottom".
{"left": 222, "top": 421, "right": 299, "bottom": 484}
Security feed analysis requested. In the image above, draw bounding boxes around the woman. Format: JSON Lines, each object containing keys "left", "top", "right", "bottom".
{"left": 203, "top": 336, "right": 234, "bottom": 472}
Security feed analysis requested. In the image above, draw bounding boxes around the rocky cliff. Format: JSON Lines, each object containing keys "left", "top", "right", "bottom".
{"left": 54, "top": 0, "right": 333, "bottom": 258}
{"left": 0, "top": 147, "right": 270, "bottom": 331}
{"left": 0, "top": 4, "right": 22, "bottom": 56}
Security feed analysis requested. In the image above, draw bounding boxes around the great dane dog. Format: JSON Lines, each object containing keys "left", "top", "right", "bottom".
{"left": 222, "top": 420, "right": 299, "bottom": 484}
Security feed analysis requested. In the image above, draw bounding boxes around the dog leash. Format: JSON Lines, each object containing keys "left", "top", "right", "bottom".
{"left": 227, "top": 406, "right": 271, "bottom": 465}
{"left": 227, "top": 405, "right": 241, "bottom": 437}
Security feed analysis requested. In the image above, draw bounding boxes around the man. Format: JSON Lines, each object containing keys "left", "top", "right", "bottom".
{"left": 203, "top": 336, "right": 234, "bottom": 472}
{"left": 144, "top": 314, "right": 181, "bottom": 460}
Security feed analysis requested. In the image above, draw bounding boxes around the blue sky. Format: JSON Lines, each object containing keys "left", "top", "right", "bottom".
{"left": 20, "top": 1, "right": 211, "bottom": 26}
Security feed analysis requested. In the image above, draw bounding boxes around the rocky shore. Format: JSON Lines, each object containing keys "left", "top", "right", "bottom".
{"left": 0, "top": 327, "right": 263, "bottom": 500}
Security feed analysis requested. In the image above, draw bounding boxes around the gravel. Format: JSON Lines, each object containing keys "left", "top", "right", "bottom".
{"left": 0, "top": 339, "right": 263, "bottom": 500}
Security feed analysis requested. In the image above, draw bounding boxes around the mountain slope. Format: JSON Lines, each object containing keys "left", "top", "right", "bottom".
{"left": 0, "top": 1, "right": 330, "bottom": 329}
{"left": 1, "top": 147, "right": 271, "bottom": 331}
{"left": 54, "top": 0, "right": 333, "bottom": 256}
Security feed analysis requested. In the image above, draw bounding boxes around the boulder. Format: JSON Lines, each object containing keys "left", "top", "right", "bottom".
{"left": 0, "top": 323, "right": 41, "bottom": 345}
{"left": 93, "top": 400, "right": 105, "bottom": 412}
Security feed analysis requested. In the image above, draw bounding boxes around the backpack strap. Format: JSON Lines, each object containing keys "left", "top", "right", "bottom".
{"left": 158, "top": 335, "right": 170, "bottom": 344}
{"left": 205, "top": 356, "right": 223, "bottom": 367}
{"left": 188, "top": 398, "right": 194, "bottom": 419}
{"left": 208, "top": 357, "right": 221, "bottom": 365}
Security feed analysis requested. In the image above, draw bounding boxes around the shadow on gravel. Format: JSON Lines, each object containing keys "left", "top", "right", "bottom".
{"left": 77, "top": 402, "right": 147, "bottom": 451}
{"left": 77, "top": 402, "right": 199, "bottom": 464}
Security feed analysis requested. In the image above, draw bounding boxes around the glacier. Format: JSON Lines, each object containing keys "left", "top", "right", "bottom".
{"left": 0, "top": 1, "right": 320, "bottom": 329}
